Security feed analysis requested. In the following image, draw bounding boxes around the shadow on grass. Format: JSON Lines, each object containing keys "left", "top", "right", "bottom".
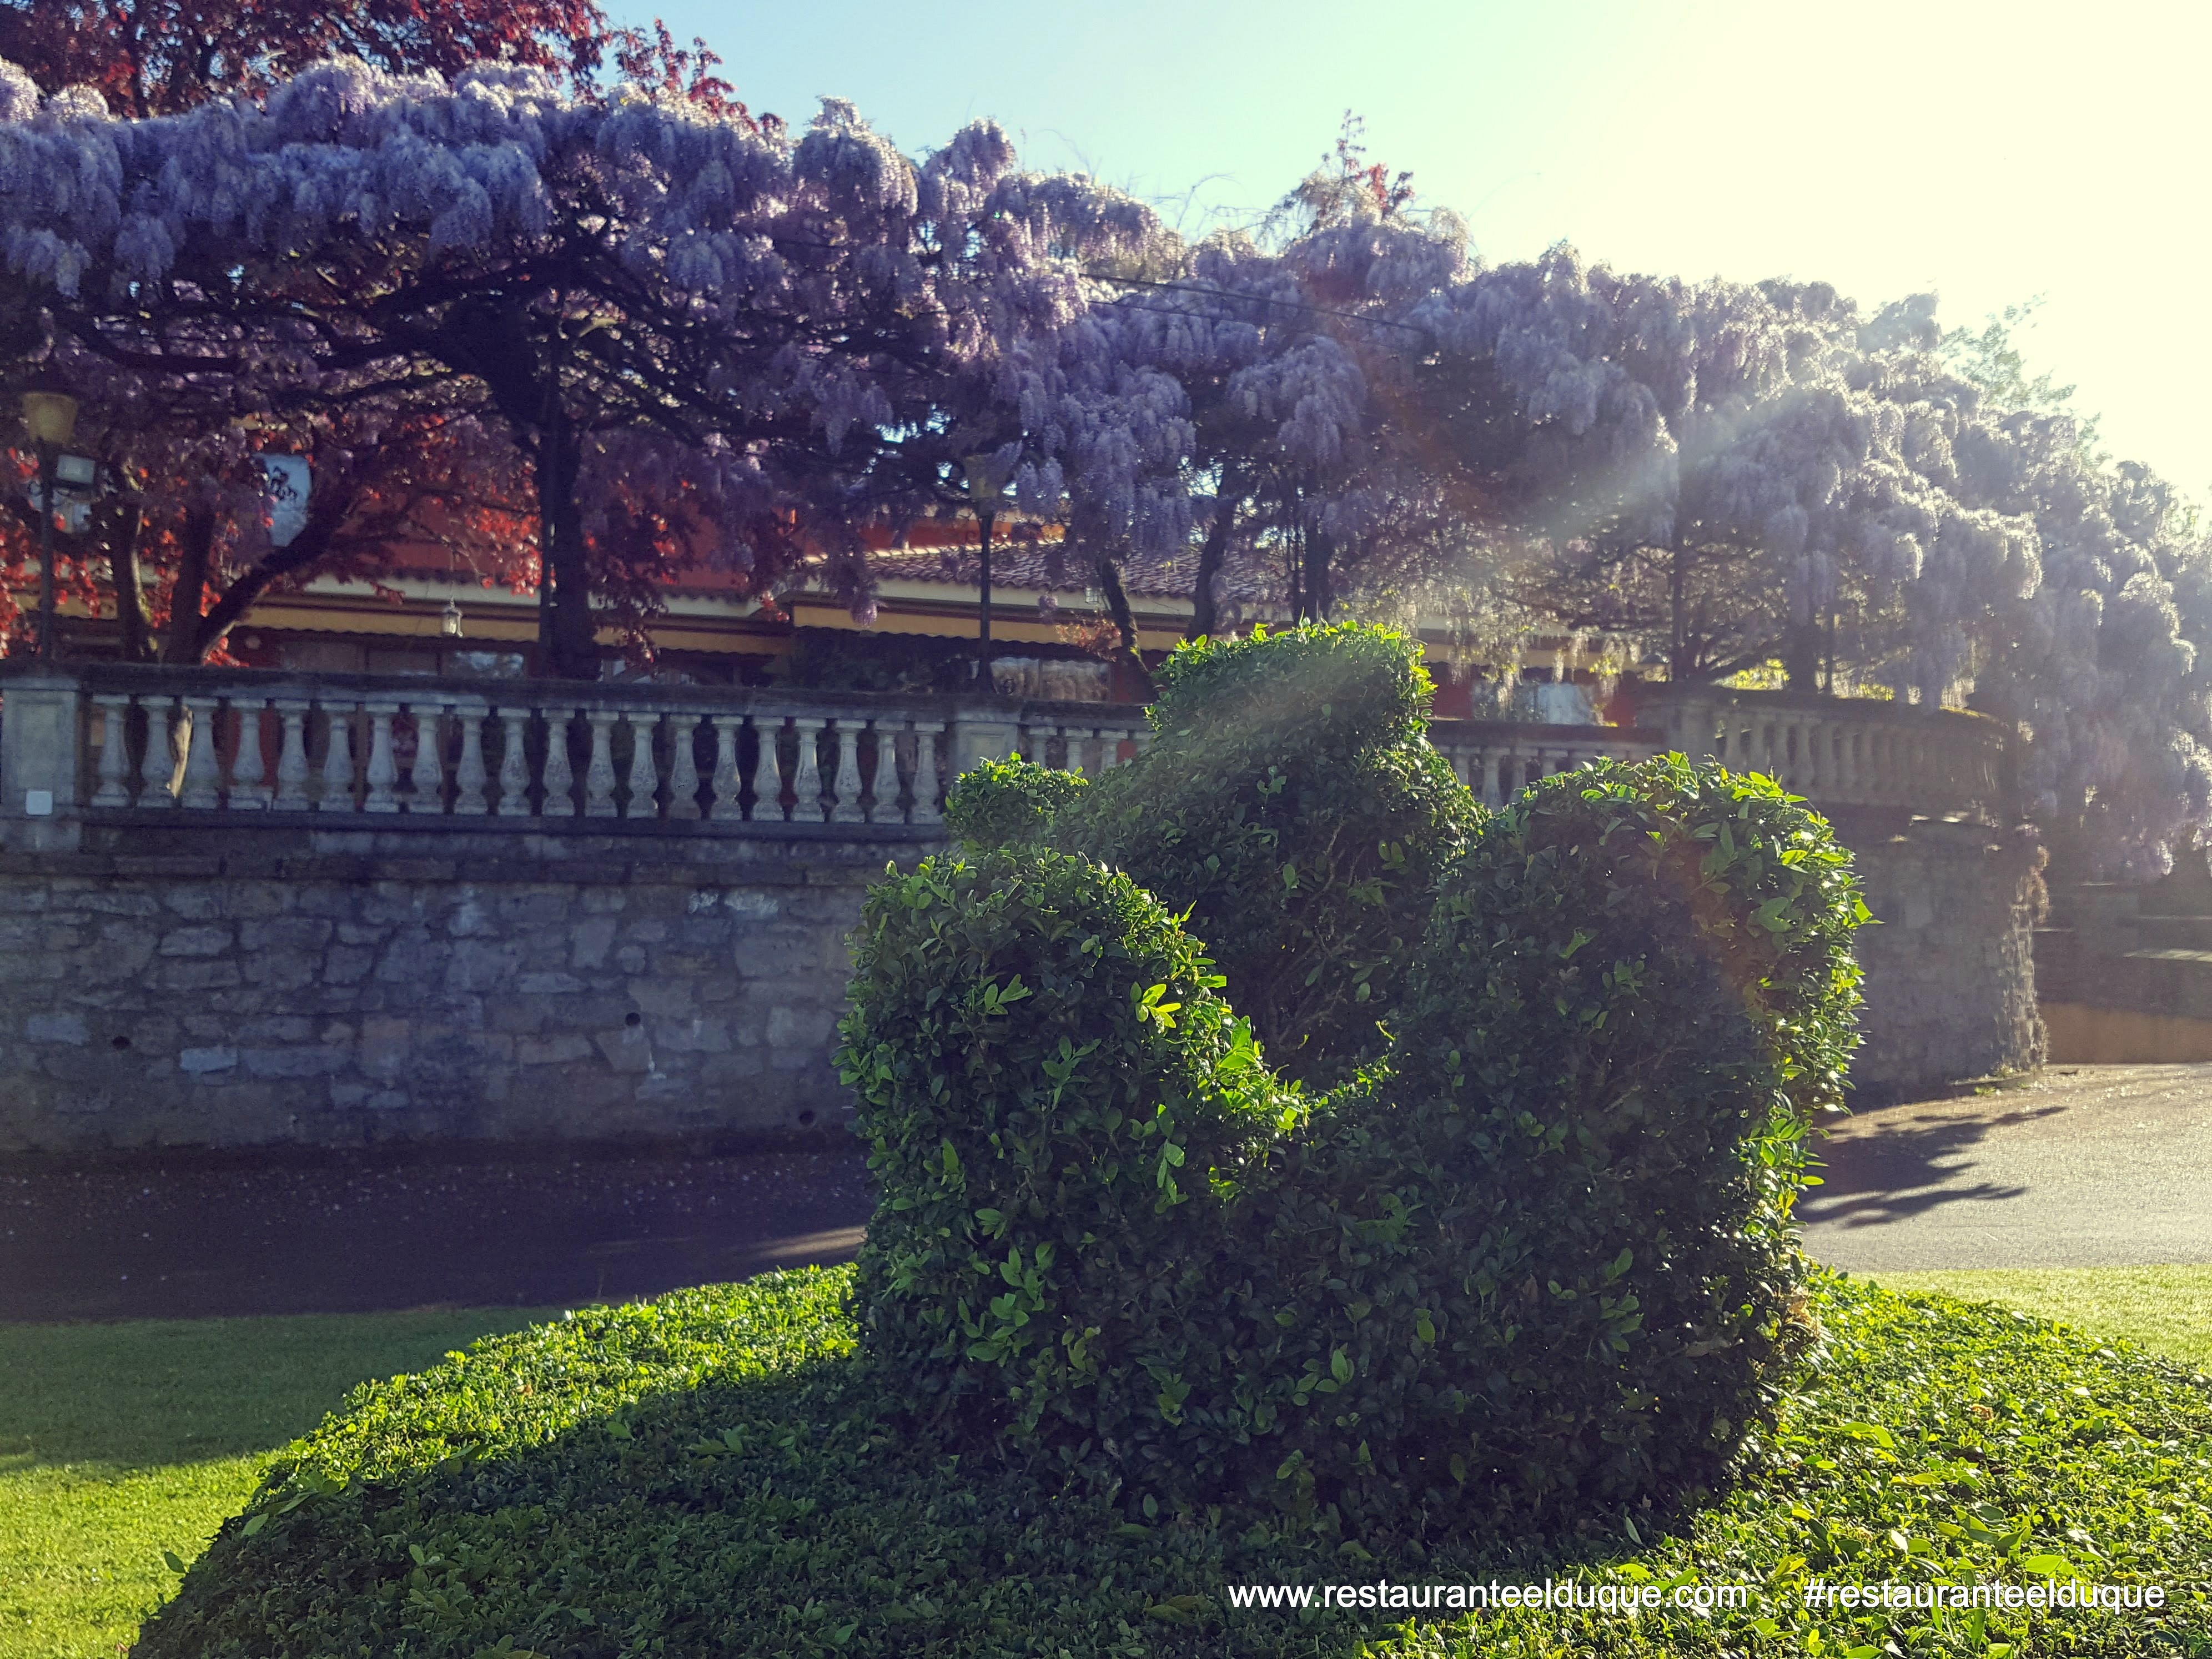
{"left": 0, "top": 1308, "right": 554, "bottom": 1470}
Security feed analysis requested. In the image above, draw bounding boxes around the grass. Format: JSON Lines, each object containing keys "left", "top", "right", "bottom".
{"left": 132, "top": 1268, "right": 2212, "bottom": 1659}
{"left": 1866, "top": 1266, "right": 2212, "bottom": 1373}
{"left": 0, "top": 1306, "right": 551, "bottom": 1659}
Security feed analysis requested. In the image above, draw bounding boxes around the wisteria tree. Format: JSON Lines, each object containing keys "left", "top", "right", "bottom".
{"left": 0, "top": 0, "right": 609, "bottom": 117}
{"left": 0, "top": 53, "right": 1182, "bottom": 675}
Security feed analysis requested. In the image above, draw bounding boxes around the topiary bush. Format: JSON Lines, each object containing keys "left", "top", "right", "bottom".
{"left": 943, "top": 757, "right": 1089, "bottom": 852}
{"left": 843, "top": 716, "right": 1867, "bottom": 1536}
{"left": 1053, "top": 623, "right": 1479, "bottom": 1087}
{"left": 839, "top": 847, "right": 1297, "bottom": 1456}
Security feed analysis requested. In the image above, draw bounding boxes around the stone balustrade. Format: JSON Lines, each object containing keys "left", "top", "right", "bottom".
{"left": 0, "top": 662, "right": 2018, "bottom": 854}
{"left": 1643, "top": 685, "right": 2013, "bottom": 825}
{"left": 1429, "top": 720, "right": 1662, "bottom": 808}
{"left": 4, "top": 664, "right": 967, "bottom": 841}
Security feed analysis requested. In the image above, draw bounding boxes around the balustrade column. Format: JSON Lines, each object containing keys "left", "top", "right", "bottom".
{"left": 709, "top": 716, "right": 745, "bottom": 821}
{"left": 792, "top": 717, "right": 827, "bottom": 822}
{"left": 179, "top": 697, "right": 222, "bottom": 810}
{"left": 870, "top": 724, "right": 900, "bottom": 821}
{"left": 405, "top": 702, "right": 445, "bottom": 813}
{"left": 624, "top": 712, "right": 660, "bottom": 819}
{"left": 90, "top": 695, "right": 133, "bottom": 807}
{"left": 911, "top": 721, "right": 944, "bottom": 825}
{"left": 495, "top": 709, "right": 532, "bottom": 817}
{"left": 273, "top": 701, "right": 313, "bottom": 810}
{"left": 756, "top": 717, "right": 787, "bottom": 821}
{"left": 453, "top": 705, "right": 490, "bottom": 815}
{"left": 831, "top": 721, "right": 865, "bottom": 823}
{"left": 362, "top": 704, "right": 400, "bottom": 813}
{"left": 583, "top": 711, "right": 619, "bottom": 818}
{"left": 1480, "top": 752, "right": 1502, "bottom": 808}
{"left": 1059, "top": 725, "right": 1092, "bottom": 777}
{"left": 316, "top": 704, "right": 357, "bottom": 812}
{"left": 228, "top": 698, "right": 270, "bottom": 810}
{"left": 135, "top": 697, "right": 177, "bottom": 810}
{"left": 541, "top": 711, "right": 577, "bottom": 817}
{"left": 668, "top": 715, "right": 703, "bottom": 821}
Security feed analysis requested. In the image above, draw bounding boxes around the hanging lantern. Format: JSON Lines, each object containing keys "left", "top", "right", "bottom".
{"left": 261, "top": 455, "right": 311, "bottom": 547}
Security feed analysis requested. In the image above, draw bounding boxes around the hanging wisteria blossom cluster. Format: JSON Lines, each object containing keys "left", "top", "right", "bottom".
{"left": 3, "top": 56, "right": 2208, "bottom": 872}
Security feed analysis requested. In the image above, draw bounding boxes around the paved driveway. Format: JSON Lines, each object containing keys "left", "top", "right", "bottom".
{"left": 1802, "top": 1063, "right": 2212, "bottom": 1271}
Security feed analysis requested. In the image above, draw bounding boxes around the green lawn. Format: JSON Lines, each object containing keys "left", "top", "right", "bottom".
{"left": 0, "top": 1306, "right": 551, "bottom": 1659}
{"left": 8, "top": 1270, "right": 2209, "bottom": 1658}
{"left": 1866, "top": 1265, "right": 2212, "bottom": 1373}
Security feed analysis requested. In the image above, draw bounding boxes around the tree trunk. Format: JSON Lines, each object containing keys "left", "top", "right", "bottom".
{"left": 1188, "top": 471, "right": 1240, "bottom": 642}
{"left": 107, "top": 501, "right": 152, "bottom": 662}
{"left": 536, "top": 420, "right": 600, "bottom": 681}
{"left": 1299, "top": 522, "right": 1334, "bottom": 623}
{"left": 1096, "top": 553, "right": 1154, "bottom": 698}
{"left": 158, "top": 506, "right": 217, "bottom": 665}
{"left": 1782, "top": 615, "right": 1823, "bottom": 692}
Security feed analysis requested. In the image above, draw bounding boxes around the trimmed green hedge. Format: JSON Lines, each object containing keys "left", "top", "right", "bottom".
{"left": 842, "top": 753, "right": 1864, "bottom": 1532}
{"left": 136, "top": 1272, "right": 2212, "bottom": 1657}
{"left": 943, "top": 757, "right": 1088, "bottom": 853}
{"left": 1049, "top": 624, "right": 1479, "bottom": 1084}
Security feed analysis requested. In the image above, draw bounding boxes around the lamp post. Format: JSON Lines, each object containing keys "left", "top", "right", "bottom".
{"left": 20, "top": 390, "right": 79, "bottom": 662}
{"left": 965, "top": 453, "right": 1004, "bottom": 683}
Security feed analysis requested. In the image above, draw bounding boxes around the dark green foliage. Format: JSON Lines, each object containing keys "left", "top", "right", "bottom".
{"left": 1053, "top": 624, "right": 1479, "bottom": 1085}
{"left": 135, "top": 1271, "right": 2212, "bottom": 1657}
{"left": 845, "top": 736, "right": 1871, "bottom": 1532}
{"left": 1335, "top": 756, "right": 1868, "bottom": 1518}
{"left": 839, "top": 848, "right": 1295, "bottom": 1449}
{"left": 943, "top": 757, "right": 1089, "bottom": 852}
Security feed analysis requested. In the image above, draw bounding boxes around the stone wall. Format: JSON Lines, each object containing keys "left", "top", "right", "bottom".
{"left": 1844, "top": 813, "right": 2047, "bottom": 1100}
{"left": 0, "top": 830, "right": 925, "bottom": 1152}
{"left": 0, "top": 812, "right": 2046, "bottom": 1151}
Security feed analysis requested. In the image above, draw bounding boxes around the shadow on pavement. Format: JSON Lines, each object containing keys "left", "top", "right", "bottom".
{"left": 1799, "top": 1099, "right": 2064, "bottom": 1230}
{"left": 0, "top": 1143, "right": 876, "bottom": 1323}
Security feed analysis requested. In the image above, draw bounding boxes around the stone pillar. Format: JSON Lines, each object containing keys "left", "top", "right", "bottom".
{"left": 0, "top": 671, "right": 87, "bottom": 848}
{"left": 947, "top": 710, "right": 1020, "bottom": 779}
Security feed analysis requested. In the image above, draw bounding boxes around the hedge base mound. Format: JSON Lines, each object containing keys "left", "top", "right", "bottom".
{"left": 137, "top": 1271, "right": 2211, "bottom": 1659}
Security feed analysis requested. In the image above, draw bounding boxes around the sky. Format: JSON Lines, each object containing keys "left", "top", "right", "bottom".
{"left": 619, "top": 0, "right": 2212, "bottom": 496}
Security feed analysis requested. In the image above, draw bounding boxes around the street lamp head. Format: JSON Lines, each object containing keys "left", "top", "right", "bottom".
{"left": 964, "top": 451, "right": 1006, "bottom": 511}
{"left": 20, "top": 390, "right": 78, "bottom": 448}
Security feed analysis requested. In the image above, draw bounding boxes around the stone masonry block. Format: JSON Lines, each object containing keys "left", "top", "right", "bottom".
{"left": 149, "top": 959, "right": 242, "bottom": 992}
{"left": 159, "top": 925, "right": 233, "bottom": 957}
{"left": 517, "top": 1032, "right": 595, "bottom": 1066}
{"left": 242, "top": 1047, "right": 350, "bottom": 1079}
{"left": 569, "top": 917, "right": 618, "bottom": 969}
{"left": 26, "top": 1013, "right": 88, "bottom": 1045}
